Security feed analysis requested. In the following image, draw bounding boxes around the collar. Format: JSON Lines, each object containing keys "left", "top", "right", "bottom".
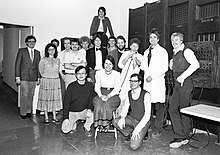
{"left": 27, "top": 47, "right": 34, "bottom": 51}
{"left": 98, "top": 16, "right": 105, "bottom": 20}
{"left": 173, "top": 44, "right": 185, "bottom": 54}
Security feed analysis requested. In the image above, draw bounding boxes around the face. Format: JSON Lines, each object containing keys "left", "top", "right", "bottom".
{"left": 52, "top": 41, "right": 58, "bottom": 47}
{"left": 64, "top": 39, "right": 71, "bottom": 50}
{"left": 117, "top": 39, "right": 125, "bottom": 50}
{"left": 129, "top": 76, "right": 140, "bottom": 90}
{"left": 81, "top": 41, "right": 89, "bottom": 50}
{"left": 26, "top": 38, "right": 36, "bottom": 49}
{"left": 104, "top": 59, "right": 113, "bottom": 72}
{"left": 48, "top": 46, "right": 55, "bottom": 56}
{"left": 98, "top": 9, "right": 105, "bottom": 18}
{"left": 108, "top": 39, "right": 116, "bottom": 47}
{"left": 171, "top": 36, "right": 183, "bottom": 49}
{"left": 94, "top": 37, "right": 101, "bottom": 47}
{"left": 76, "top": 68, "right": 87, "bottom": 82}
{"left": 130, "top": 43, "right": 139, "bottom": 52}
{"left": 71, "top": 41, "right": 79, "bottom": 51}
{"left": 149, "top": 33, "right": 159, "bottom": 46}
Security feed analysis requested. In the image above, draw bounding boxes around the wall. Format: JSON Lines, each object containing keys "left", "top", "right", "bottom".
{"left": 0, "top": 28, "right": 3, "bottom": 73}
{"left": 0, "top": 0, "right": 157, "bottom": 50}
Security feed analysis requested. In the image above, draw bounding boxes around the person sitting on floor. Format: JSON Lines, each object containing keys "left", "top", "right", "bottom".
{"left": 113, "top": 73, "right": 151, "bottom": 150}
{"left": 62, "top": 65, "right": 97, "bottom": 137}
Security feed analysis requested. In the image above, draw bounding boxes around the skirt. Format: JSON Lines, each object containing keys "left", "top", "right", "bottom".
{"left": 93, "top": 88, "right": 120, "bottom": 127}
{"left": 37, "top": 77, "right": 62, "bottom": 112}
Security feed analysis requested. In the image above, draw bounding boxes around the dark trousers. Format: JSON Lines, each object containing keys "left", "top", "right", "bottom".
{"left": 113, "top": 115, "right": 149, "bottom": 150}
{"left": 150, "top": 102, "right": 165, "bottom": 133}
{"left": 169, "top": 78, "right": 193, "bottom": 138}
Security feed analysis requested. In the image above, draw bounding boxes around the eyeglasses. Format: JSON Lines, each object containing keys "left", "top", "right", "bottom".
{"left": 28, "top": 41, "right": 36, "bottom": 43}
{"left": 129, "top": 80, "right": 139, "bottom": 83}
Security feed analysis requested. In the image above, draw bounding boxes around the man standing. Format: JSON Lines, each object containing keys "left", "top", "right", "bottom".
{"left": 116, "top": 35, "right": 127, "bottom": 72}
{"left": 169, "top": 32, "right": 200, "bottom": 148}
{"left": 113, "top": 73, "right": 151, "bottom": 150}
{"left": 64, "top": 38, "right": 87, "bottom": 87}
{"left": 15, "top": 35, "right": 41, "bottom": 119}
{"left": 140, "top": 31, "right": 168, "bottom": 138}
{"left": 62, "top": 66, "right": 97, "bottom": 137}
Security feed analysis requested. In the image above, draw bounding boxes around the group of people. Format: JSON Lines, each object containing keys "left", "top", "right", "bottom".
{"left": 14, "top": 6, "right": 200, "bottom": 151}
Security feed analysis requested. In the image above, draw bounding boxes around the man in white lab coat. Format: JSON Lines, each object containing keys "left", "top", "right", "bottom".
{"left": 140, "top": 31, "right": 168, "bottom": 138}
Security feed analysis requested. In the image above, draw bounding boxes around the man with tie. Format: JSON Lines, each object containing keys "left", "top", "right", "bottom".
{"left": 140, "top": 31, "right": 168, "bottom": 138}
{"left": 86, "top": 33, "right": 108, "bottom": 83}
{"left": 15, "top": 35, "right": 41, "bottom": 119}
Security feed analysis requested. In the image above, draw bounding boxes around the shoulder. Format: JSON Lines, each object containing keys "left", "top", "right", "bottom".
{"left": 93, "top": 16, "right": 99, "bottom": 20}
{"left": 112, "top": 70, "right": 120, "bottom": 76}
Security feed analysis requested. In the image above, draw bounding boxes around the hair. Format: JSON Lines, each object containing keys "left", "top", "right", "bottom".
{"left": 98, "top": 6, "right": 106, "bottom": 16}
{"left": 171, "top": 32, "right": 184, "bottom": 41}
{"left": 51, "top": 38, "right": 59, "bottom": 47}
{"left": 25, "top": 35, "right": 36, "bottom": 43}
{"left": 92, "top": 33, "right": 102, "bottom": 43}
{"left": 130, "top": 73, "right": 142, "bottom": 81}
{"left": 71, "top": 38, "right": 80, "bottom": 45}
{"left": 108, "top": 36, "right": 116, "bottom": 42}
{"left": 104, "top": 55, "right": 115, "bottom": 69}
{"left": 129, "top": 38, "right": 140, "bottom": 47}
{"left": 75, "top": 65, "right": 86, "bottom": 74}
{"left": 149, "top": 30, "right": 160, "bottom": 40}
{"left": 63, "top": 37, "right": 71, "bottom": 43}
{"left": 116, "top": 35, "right": 126, "bottom": 43}
{"left": 79, "top": 36, "right": 91, "bottom": 44}
{"left": 44, "top": 43, "right": 58, "bottom": 58}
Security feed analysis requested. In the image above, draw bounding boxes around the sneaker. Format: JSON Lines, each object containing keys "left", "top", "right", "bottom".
{"left": 169, "top": 138, "right": 189, "bottom": 148}
{"left": 152, "top": 131, "right": 162, "bottom": 138}
{"left": 83, "top": 127, "right": 92, "bottom": 137}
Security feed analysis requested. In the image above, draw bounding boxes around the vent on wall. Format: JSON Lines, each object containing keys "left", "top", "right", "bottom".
{"left": 199, "top": 2, "right": 220, "bottom": 19}
{"left": 170, "top": 2, "right": 188, "bottom": 26}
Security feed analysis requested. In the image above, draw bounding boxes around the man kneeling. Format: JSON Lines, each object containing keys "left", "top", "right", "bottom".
{"left": 113, "top": 73, "right": 151, "bottom": 150}
{"left": 62, "top": 66, "right": 97, "bottom": 137}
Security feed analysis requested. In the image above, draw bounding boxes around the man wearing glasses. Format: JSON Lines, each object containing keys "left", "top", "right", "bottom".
{"left": 62, "top": 66, "right": 96, "bottom": 137}
{"left": 15, "top": 35, "right": 41, "bottom": 119}
{"left": 113, "top": 73, "right": 151, "bottom": 150}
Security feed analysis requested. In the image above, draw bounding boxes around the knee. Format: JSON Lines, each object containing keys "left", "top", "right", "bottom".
{"left": 112, "top": 118, "right": 118, "bottom": 127}
{"left": 130, "top": 143, "right": 140, "bottom": 150}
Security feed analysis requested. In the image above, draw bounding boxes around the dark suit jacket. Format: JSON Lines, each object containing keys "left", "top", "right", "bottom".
{"left": 15, "top": 47, "right": 41, "bottom": 81}
{"left": 86, "top": 47, "right": 108, "bottom": 70}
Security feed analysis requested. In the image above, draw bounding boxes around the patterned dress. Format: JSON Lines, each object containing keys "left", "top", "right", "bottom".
{"left": 37, "top": 57, "right": 62, "bottom": 112}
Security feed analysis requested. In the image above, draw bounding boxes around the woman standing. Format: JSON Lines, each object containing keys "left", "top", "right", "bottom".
{"left": 108, "top": 36, "right": 120, "bottom": 71}
{"left": 37, "top": 43, "right": 62, "bottom": 124}
{"left": 93, "top": 55, "right": 120, "bottom": 131}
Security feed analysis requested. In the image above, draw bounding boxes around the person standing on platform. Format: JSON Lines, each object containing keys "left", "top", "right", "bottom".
{"left": 169, "top": 32, "right": 200, "bottom": 148}
{"left": 90, "top": 6, "right": 114, "bottom": 48}
{"left": 113, "top": 73, "right": 151, "bottom": 150}
{"left": 140, "top": 31, "right": 168, "bottom": 138}
{"left": 15, "top": 35, "right": 41, "bottom": 119}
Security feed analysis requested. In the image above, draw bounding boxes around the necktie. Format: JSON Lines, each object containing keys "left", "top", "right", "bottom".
{"left": 148, "top": 47, "right": 152, "bottom": 66}
{"left": 31, "top": 49, "right": 34, "bottom": 61}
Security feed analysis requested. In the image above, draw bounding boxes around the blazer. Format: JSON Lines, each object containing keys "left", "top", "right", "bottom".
{"left": 90, "top": 16, "right": 114, "bottom": 37}
{"left": 15, "top": 47, "right": 41, "bottom": 81}
{"left": 86, "top": 47, "right": 108, "bottom": 70}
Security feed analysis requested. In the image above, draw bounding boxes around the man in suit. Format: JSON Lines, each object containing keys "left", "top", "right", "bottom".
{"left": 15, "top": 35, "right": 41, "bottom": 119}
{"left": 86, "top": 33, "right": 108, "bottom": 83}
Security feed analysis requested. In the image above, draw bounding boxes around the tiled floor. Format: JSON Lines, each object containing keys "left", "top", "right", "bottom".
{"left": 0, "top": 80, "right": 220, "bottom": 155}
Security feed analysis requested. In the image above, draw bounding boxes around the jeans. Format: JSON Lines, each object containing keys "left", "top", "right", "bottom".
{"left": 113, "top": 115, "right": 149, "bottom": 150}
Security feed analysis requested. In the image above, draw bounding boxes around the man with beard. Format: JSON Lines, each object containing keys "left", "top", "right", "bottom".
{"left": 116, "top": 35, "right": 127, "bottom": 72}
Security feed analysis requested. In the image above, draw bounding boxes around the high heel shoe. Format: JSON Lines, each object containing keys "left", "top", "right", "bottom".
{"left": 52, "top": 118, "right": 60, "bottom": 123}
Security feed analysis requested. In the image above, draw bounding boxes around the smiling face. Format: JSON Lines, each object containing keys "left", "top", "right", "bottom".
{"left": 171, "top": 36, "right": 183, "bottom": 49}
{"left": 48, "top": 46, "right": 55, "bottom": 56}
{"left": 64, "top": 39, "right": 71, "bottom": 50}
{"left": 76, "top": 68, "right": 87, "bottom": 82}
{"left": 117, "top": 38, "right": 126, "bottom": 50}
{"left": 149, "top": 33, "right": 159, "bottom": 47}
{"left": 94, "top": 37, "right": 101, "bottom": 48}
{"left": 71, "top": 41, "right": 79, "bottom": 51}
{"left": 129, "top": 76, "right": 140, "bottom": 90}
{"left": 130, "top": 43, "right": 139, "bottom": 53}
{"left": 104, "top": 59, "right": 113, "bottom": 72}
{"left": 26, "top": 38, "right": 36, "bottom": 49}
{"left": 98, "top": 9, "right": 105, "bottom": 18}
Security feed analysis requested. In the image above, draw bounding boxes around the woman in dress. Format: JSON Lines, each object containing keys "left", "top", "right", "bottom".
{"left": 37, "top": 43, "right": 62, "bottom": 124}
{"left": 93, "top": 55, "right": 121, "bottom": 131}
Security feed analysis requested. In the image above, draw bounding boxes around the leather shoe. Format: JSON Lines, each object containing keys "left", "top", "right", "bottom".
{"left": 20, "top": 115, "right": 27, "bottom": 119}
{"left": 26, "top": 113, "right": 32, "bottom": 118}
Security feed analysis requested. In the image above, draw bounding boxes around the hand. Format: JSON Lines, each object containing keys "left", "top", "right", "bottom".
{"left": 117, "top": 117, "right": 125, "bottom": 129}
{"left": 146, "top": 76, "right": 152, "bottom": 83}
{"left": 128, "top": 51, "right": 134, "bottom": 58}
{"left": 15, "top": 78, "right": 21, "bottom": 85}
{"left": 86, "top": 110, "right": 92, "bottom": 118}
{"left": 177, "top": 76, "right": 184, "bottom": 86}
{"left": 131, "top": 128, "right": 141, "bottom": 140}
{"left": 36, "top": 78, "right": 40, "bottom": 85}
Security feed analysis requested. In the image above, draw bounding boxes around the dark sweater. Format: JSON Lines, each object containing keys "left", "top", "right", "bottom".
{"left": 63, "top": 81, "right": 97, "bottom": 119}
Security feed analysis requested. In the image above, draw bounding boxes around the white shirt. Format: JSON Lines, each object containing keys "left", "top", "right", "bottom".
{"left": 170, "top": 44, "right": 200, "bottom": 80}
{"left": 28, "top": 47, "right": 34, "bottom": 61}
{"left": 94, "top": 49, "right": 103, "bottom": 70}
{"left": 95, "top": 69, "right": 121, "bottom": 97}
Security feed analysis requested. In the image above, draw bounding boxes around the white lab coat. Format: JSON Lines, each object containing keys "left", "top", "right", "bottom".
{"left": 140, "top": 44, "right": 168, "bottom": 103}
